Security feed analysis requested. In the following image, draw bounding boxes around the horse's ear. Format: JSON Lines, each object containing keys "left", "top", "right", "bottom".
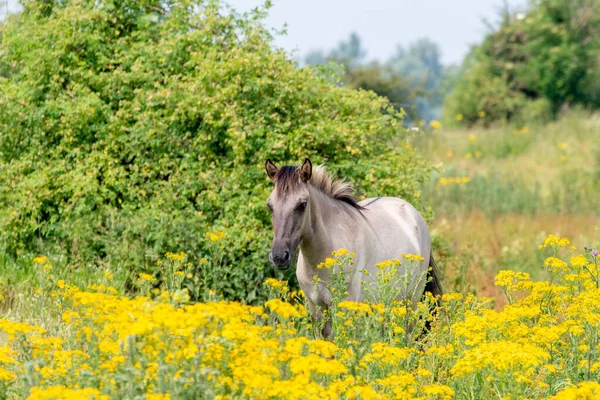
{"left": 265, "top": 159, "right": 279, "bottom": 182}
{"left": 300, "top": 158, "right": 312, "bottom": 182}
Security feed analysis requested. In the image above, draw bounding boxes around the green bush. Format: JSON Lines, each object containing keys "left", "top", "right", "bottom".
{"left": 0, "top": 0, "right": 430, "bottom": 303}
{"left": 445, "top": 0, "right": 600, "bottom": 125}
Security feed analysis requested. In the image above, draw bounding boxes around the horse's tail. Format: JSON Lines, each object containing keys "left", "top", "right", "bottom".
{"left": 421, "top": 252, "right": 444, "bottom": 335}
{"left": 424, "top": 252, "right": 443, "bottom": 301}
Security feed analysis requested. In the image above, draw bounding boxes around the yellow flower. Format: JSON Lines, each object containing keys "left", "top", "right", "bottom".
{"left": 361, "top": 342, "right": 410, "bottom": 367}
{"left": 265, "top": 299, "right": 303, "bottom": 319}
{"left": 338, "top": 301, "right": 372, "bottom": 314}
{"left": 479, "top": 110, "right": 486, "bottom": 117}
{"left": 438, "top": 176, "right": 470, "bottom": 186}
{"left": 146, "top": 394, "right": 171, "bottom": 400}
{"left": 550, "top": 382, "right": 600, "bottom": 399}
{"left": 0, "top": 367, "right": 15, "bottom": 381}
{"left": 402, "top": 253, "right": 424, "bottom": 262}
{"left": 544, "top": 257, "right": 569, "bottom": 273}
{"left": 205, "top": 231, "right": 226, "bottom": 242}
{"left": 27, "top": 386, "right": 109, "bottom": 400}
{"left": 468, "top": 134, "right": 477, "bottom": 142}
{"left": 346, "top": 385, "right": 379, "bottom": 400}
{"left": 570, "top": 255, "right": 589, "bottom": 269}
{"left": 264, "top": 278, "right": 288, "bottom": 291}
{"left": 165, "top": 252, "right": 186, "bottom": 261}
{"left": 429, "top": 120, "right": 442, "bottom": 129}
{"left": 139, "top": 273, "right": 156, "bottom": 282}
{"left": 33, "top": 256, "right": 49, "bottom": 264}
{"left": 495, "top": 270, "right": 531, "bottom": 290}
{"left": 456, "top": 114, "right": 463, "bottom": 121}
{"left": 317, "top": 257, "right": 341, "bottom": 270}
{"left": 539, "top": 234, "right": 570, "bottom": 249}
{"left": 289, "top": 353, "right": 347, "bottom": 376}
{"left": 332, "top": 248, "right": 349, "bottom": 257}
{"left": 423, "top": 384, "right": 455, "bottom": 398}
{"left": 450, "top": 340, "right": 549, "bottom": 377}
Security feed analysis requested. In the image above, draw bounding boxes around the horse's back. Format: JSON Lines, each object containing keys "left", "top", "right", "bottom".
{"left": 357, "top": 197, "right": 432, "bottom": 302}
{"left": 359, "top": 196, "right": 431, "bottom": 262}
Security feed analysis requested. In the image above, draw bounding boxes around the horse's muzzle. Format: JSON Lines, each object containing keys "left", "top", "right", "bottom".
{"left": 269, "top": 249, "right": 291, "bottom": 270}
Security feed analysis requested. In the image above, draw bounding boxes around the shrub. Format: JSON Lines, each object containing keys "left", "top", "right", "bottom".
{"left": 445, "top": 0, "right": 600, "bottom": 125}
{"left": 0, "top": 0, "right": 430, "bottom": 303}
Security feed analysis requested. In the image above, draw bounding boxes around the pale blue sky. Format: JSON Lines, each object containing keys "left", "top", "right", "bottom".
{"left": 227, "top": 0, "right": 526, "bottom": 64}
{"left": 4, "top": 0, "right": 526, "bottom": 64}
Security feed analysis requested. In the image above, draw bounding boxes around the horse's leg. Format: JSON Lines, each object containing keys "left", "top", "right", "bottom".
{"left": 306, "top": 298, "right": 334, "bottom": 340}
{"left": 322, "top": 318, "right": 333, "bottom": 339}
{"left": 306, "top": 299, "right": 324, "bottom": 337}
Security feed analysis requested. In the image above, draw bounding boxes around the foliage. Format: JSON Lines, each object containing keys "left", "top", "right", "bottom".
{"left": 342, "top": 63, "right": 420, "bottom": 121}
{"left": 415, "top": 110, "right": 600, "bottom": 302}
{"left": 445, "top": 0, "right": 600, "bottom": 125}
{"left": 0, "top": 0, "right": 431, "bottom": 303}
{"left": 0, "top": 237, "right": 599, "bottom": 398}
{"left": 305, "top": 33, "right": 452, "bottom": 122}
{"left": 389, "top": 38, "right": 449, "bottom": 121}
{"left": 418, "top": 110, "right": 600, "bottom": 219}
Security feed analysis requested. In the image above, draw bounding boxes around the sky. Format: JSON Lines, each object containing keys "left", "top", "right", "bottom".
{"left": 225, "top": 0, "right": 526, "bottom": 65}
{"left": 4, "top": 0, "right": 526, "bottom": 65}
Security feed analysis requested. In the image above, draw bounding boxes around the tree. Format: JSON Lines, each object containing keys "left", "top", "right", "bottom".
{"left": 328, "top": 32, "right": 367, "bottom": 68}
{"left": 445, "top": 0, "right": 600, "bottom": 125}
{"left": 305, "top": 32, "right": 421, "bottom": 120}
{"left": 390, "top": 38, "right": 447, "bottom": 120}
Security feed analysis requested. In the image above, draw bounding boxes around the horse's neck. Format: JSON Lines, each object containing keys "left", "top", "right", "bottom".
{"left": 299, "top": 186, "right": 360, "bottom": 270}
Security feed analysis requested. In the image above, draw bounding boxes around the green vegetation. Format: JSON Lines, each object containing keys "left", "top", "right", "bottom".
{"left": 305, "top": 33, "right": 451, "bottom": 122}
{"left": 2, "top": 235, "right": 600, "bottom": 399}
{"left": 0, "top": 0, "right": 430, "bottom": 303}
{"left": 416, "top": 111, "right": 599, "bottom": 299}
{"left": 445, "top": 0, "right": 600, "bottom": 125}
{"left": 0, "top": 0, "right": 599, "bottom": 398}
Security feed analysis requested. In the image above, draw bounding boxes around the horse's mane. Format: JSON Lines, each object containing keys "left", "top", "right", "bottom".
{"left": 275, "top": 165, "right": 364, "bottom": 211}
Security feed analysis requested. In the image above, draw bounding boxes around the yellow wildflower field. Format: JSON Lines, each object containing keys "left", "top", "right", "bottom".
{"left": 0, "top": 236, "right": 599, "bottom": 399}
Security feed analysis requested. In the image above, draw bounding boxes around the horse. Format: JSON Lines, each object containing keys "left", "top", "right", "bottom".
{"left": 265, "top": 158, "right": 442, "bottom": 336}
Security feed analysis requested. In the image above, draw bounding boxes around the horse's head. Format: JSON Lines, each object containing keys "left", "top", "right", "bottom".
{"left": 265, "top": 158, "right": 313, "bottom": 270}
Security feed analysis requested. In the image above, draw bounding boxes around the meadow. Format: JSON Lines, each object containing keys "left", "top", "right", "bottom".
{"left": 0, "top": 233, "right": 599, "bottom": 399}
{"left": 416, "top": 111, "right": 599, "bottom": 306}
{"left": 1, "top": 0, "right": 599, "bottom": 398}
{"left": 0, "top": 112, "right": 598, "bottom": 399}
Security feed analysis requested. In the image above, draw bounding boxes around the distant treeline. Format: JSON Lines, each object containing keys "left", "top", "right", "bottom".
{"left": 307, "top": 0, "right": 600, "bottom": 126}
{"left": 304, "top": 33, "right": 455, "bottom": 122}
{"left": 446, "top": 0, "right": 600, "bottom": 126}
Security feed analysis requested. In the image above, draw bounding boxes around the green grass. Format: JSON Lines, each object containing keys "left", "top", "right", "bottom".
{"left": 416, "top": 110, "right": 600, "bottom": 299}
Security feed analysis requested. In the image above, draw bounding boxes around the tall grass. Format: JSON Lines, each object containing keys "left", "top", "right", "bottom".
{"left": 416, "top": 111, "right": 600, "bottom": 299}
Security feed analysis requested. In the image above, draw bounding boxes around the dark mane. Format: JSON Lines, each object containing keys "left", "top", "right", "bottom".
{"left": 275, "top": 165, "right": 365, "bottom": 211}
{"left": 274, "top": 166, "right": 300, "bottom": 196}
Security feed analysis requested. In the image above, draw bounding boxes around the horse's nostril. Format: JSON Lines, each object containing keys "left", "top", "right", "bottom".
{"left": 283, "top": 251, "right": 290, "bottom": 261}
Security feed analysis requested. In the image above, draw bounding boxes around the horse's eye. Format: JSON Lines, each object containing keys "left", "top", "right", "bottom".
{"left": 295, "top": 201, "right": 307, "bottom": 212}
{"left": 267, "top": 203, "right": 273, "bottom": 213}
